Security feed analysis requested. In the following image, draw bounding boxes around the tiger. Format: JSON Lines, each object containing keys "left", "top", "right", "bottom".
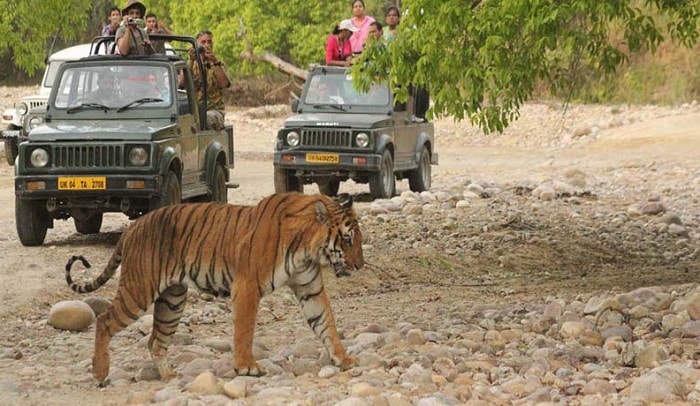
{"left": 64, "top": 192, "right": 364, "bottom": 384}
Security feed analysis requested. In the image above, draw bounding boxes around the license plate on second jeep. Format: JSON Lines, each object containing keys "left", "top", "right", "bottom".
{"left": 58, "top": 177, "right": 106, "bottom": 190}
{"left": 2, "top": 130, "right": 20, "bottom": 138}
{"left": 306, "top": 153, "right": 339, "bottom": 164}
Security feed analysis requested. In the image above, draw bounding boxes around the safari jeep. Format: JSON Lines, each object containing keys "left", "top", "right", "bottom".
{"left": 1, "top": 43, "right": 100, "bottom": 166}
{"left": 14, "top": 36, "right": 235, "bottom": 246}
{"left": 273, "top": 65, "right": 436, "bottom": 199}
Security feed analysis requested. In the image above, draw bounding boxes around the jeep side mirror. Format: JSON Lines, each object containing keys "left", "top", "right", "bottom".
{"left": 291, "top": 98, "right": 300, "bottom": 112}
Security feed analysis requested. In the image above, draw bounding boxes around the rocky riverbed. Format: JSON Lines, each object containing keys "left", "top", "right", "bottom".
{"left": 0, "top": 88, "right": 699, "bottom": 405}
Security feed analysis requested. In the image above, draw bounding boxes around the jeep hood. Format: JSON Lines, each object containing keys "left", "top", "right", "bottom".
{"left": 284, "top": 112, "right": 392, "bottom": 129}
{"left": 28, "top": 119, "right": 175, "bottom": 142}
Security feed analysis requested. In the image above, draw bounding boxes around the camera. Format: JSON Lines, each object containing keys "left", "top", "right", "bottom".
{"left": 196, "top": 46, "right": 206, "bottom": 54}
{"left": 128, "top": 18, "right": 143, "bottom": 25}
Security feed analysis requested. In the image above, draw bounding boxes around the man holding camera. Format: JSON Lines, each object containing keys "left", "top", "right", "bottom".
{"left": 187, "top": 30, "right": 231, "bottom": 130}
{"left": 116, "top": 0, "right": 154, "bottom": 56}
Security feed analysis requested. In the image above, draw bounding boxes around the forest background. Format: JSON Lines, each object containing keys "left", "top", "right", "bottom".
{"left": 0, "top": 0, "right": 699, "bottom": 129}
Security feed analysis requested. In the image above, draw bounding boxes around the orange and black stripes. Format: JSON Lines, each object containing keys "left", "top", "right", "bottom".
{"left": 65, "top": 192, "right": 364, "bottom": 383}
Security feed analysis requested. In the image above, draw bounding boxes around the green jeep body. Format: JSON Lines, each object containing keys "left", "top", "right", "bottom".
{"left": 273, "top": 66, "right": 437, "bottom": 199}
{"left": 14, "top": 37, "right": 235, "bottom": 246}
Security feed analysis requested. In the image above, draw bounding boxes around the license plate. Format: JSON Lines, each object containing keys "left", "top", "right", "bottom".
{"left": 306, "top": 153, "right": 339, "bottom": 164}
{"left": 2, "top": 130, "right": 20, "bottom": 138}
{"left": 58, "top": 177, "right": 106, "bottom": 190}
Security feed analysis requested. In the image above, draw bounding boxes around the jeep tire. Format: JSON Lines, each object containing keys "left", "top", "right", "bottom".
{"left": 149, "top": 171, "right": 181, "bottom": 211}
{"left": 209, "top": 164, "right": 228, "bottom": 203}
{"left": 408, "top": 147, "right": 431, "bottom": 192}
{"left": 16, "top": 197, "right": 50, "bottom": 246}
{"left": 4, "top": 136, "right": 18, "bottom": 166}
{"left": 369, "top": 149, "right": 396, "bottom": 199}
{"left": 274, "top": 168, "right": 303, "bottom": 193}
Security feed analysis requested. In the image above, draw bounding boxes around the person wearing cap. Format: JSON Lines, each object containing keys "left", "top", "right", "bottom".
{"left": 115, "top": 0, "right": 154, "bottom": 55}
{"left": 325, "top": 19, "right": 357, "bottom": 67}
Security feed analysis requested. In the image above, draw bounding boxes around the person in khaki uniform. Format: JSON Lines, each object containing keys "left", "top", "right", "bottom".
{"left": 180, "top": 30, "right": 230, "bottom": 130}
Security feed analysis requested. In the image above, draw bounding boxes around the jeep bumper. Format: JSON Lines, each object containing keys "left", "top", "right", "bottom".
{"left": 2, "top": 129, "right": 21, "bottom": 139}
{"left": 273, "top": 151, "right": 382, "bottom": 173}
{"left": 15, "top": 174, "right": 161, "bottom": 199}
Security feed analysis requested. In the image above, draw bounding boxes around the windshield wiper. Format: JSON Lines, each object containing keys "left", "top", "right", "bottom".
{"left": 66, "top": 103, "right": 111, "bottom": 114}
{"left": 312, "top": 104, "right": 346, "bottom": 111}
{"left": 117, "top": 97, "right": 163, "bottom": 113}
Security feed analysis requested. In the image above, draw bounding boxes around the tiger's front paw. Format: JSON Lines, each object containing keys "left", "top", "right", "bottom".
{"left": 234, "top": 361, "right": 266, "bottom": 377}
{"left": 334, "top": 355, "right": 357, "bottom": 371}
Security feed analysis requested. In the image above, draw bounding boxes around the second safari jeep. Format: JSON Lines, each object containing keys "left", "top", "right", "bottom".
{"left": 14, "top": 36, "right": 235, "bottom": 246}
{"left": 274, "top": 66, "right": 437, "bottom": 199}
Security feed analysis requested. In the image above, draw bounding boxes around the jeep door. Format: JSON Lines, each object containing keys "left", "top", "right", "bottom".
{"left": 391, "top": 101, "right": 419, "bottom": 172}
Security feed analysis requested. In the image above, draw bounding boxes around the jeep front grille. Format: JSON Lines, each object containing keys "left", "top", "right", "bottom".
{"left": 53, "top": 145, "right": 123, "bottom": 168}
{"left": 301, "top": 129, "right": 352, "bottom": 147}
{"left": 29, "top": 100, "right": 47, "bottom": 110}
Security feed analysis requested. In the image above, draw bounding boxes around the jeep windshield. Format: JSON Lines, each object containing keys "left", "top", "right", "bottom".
{"left": 53, "top": 64, "right": 172, "bottom": 111}
{"left": 303, "top": 74, "right": 389, "bottom": 107}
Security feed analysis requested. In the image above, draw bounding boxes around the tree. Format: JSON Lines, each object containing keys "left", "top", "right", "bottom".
{"left": 353, "top": 0, "right": 700, "bottom": 132}
{"left": 0, "top": 0, "right": 92, "bottom": 77}
{"left": 165, "top": 0, "right": 388, "bottom": 76}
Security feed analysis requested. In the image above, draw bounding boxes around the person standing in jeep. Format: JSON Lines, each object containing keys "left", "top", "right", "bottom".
{"left": 116, "top": 0, "right": 154, "bottom": 56}
{"left": 184, "top": 30, "right": 231, "bottom": 130}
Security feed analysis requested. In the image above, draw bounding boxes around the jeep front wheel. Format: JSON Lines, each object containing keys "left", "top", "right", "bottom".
{"left": 369, "top": 150, "right": 396, "bottom": 199}
{"left": 149, "top": 171, "right": 181, "bottom": 211}
{"left": 16, "top": 197, "right": 50, "bottom": 246}
{"left": 74, "top": 213, "right": 103, "bottom": 235}
{"left": 4, "top": 137, "right": 18, "bottom": 166}
{"left": 274, "top": 168, "right": 303, "bottom": 193}
{"left": 408, "top": 147, "right": 431, "bottom": 192}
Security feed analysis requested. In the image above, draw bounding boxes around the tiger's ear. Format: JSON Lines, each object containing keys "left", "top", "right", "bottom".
{"left": 316, "top": 201, "right": 331, "bottom": 225}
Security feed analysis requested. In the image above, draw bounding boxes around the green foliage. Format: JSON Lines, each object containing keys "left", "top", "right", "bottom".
{"left": 164, "top": 0, "right": 388, "bottom": 76}
{"left": 0, "top": 0, "right": 92, "bottom": 76}
{"left": 353, "top": 0, "right": 700, "bottom": 132}
{"left": 3, "top": 0, "right": 699, "bottom": 133}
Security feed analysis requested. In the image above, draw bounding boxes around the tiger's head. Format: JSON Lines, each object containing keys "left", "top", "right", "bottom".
{"left": 317, "top": 194, "right": 364, "bottom": 277}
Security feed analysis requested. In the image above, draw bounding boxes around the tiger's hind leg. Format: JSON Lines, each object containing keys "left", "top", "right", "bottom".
{"left": 149, "top": 283, "right": 188, "bottom": 380}
{"left": 93, "top": 292, "right": 148, "bottom": 384}
{"left": 291, "top": 282, "right": 357, "bottom": 371}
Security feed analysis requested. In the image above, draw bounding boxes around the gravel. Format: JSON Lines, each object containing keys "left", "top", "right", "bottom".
{"left": 0, "top": 85, "right": 699, "bottom": 405}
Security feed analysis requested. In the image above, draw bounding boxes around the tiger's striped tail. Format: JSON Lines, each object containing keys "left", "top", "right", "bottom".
{"left": 66, "top": 239, "right": 123, "bottom": 293}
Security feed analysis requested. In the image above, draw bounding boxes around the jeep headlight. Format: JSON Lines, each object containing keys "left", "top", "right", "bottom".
{"left": 286, "top": 131, "right": 300, "bottom": 147}
{"left": 355, "top": 132, "right": 369, "bottom": 148}
{"left": 30, "top": 148, "right": 49, "bottom": 168}
{"left": 16, "top": 102, "right": 28, "bottom": 116}
{"left": 128, "top": 146, "right": 149, "bottom": 166}
{"left": 28, "top": 116, "right": 44, "bottom": 130}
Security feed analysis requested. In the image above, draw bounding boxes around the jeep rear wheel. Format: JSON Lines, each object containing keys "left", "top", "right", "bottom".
{"left": 16, "top": 197, "right": 50, "bottom": 246}
{"left": 318, "top": 179, "right": 340, "bottom": 196}
{"left": 274, "top": 168, "right": 303, "bottom": 193}
{"left": 74, "top": 213, "right": 103, "bottom": 235}
{"left": 408, "top": 147, "right": 431, "bottom": 192}
{"left": 4, "top": 137, "right": 18, "bottom": 166}
{"left": 209, "top": 164, "right": 228, "bottom": 203}
{"left": 369, "top": 150, "right": 396, "bottom": 199}
{"left": 149, "top": 171, "right": 181, "bottom": 211}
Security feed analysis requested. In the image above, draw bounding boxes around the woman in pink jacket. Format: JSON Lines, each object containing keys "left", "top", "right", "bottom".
{"left": 348, "top": 0, "right": 375, "bottom": 54}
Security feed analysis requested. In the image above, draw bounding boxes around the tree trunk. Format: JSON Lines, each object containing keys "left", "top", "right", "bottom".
{"left": 240, "top": 51, "right": 308, "bottom": 82}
